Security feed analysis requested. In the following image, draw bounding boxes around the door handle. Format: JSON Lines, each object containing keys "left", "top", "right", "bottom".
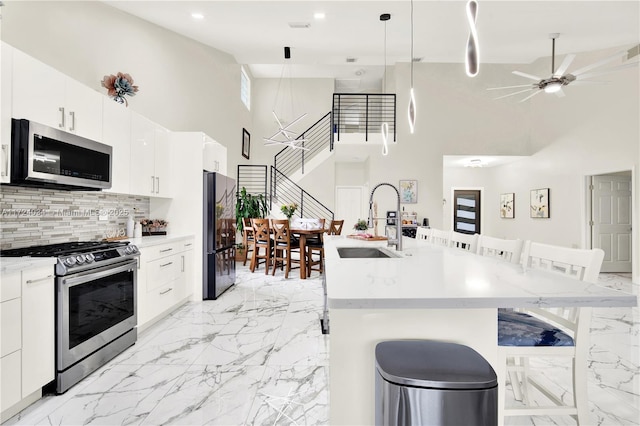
{"left": 1, "top": 145, "right": 8, "bottom": 177}
{"left": 69, "top": 111, "right": 76, "bottom": 131}
{"left": 151, "top": 176, "right": 155, "bottom": 193}
{"left": 26, "top": 274, "right": 54, "bottom": 284}
{"left": 59, "top": 107, "right": 65, "bottom": 129}
{"left": 159, "top": 288, "right": 173, "bottom": 295}
{"left": 156, "top": 177, "right": 160, "bottom": 193}
{"left": 159, "top": 261, "right": 173, "bottom": 268}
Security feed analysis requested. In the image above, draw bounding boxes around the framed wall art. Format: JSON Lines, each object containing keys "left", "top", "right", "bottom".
{"left": 530, "top": 188, "right": 550, "bottom": 218}
{"left": 500, "top": 193, "right": 514, "bottom": 218}
{"left": 242, "top": 128, "right": 250, "bottom": 159}
{"left": 399, "top": 180, "right": 417, "bottom": 204}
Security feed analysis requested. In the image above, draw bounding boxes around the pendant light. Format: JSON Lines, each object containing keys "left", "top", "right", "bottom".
{"left": 407, "top": 0, "right": 416, "bottom": 134}
{"left": 263, "top": 46, "right": 308, "bottom": 150}
{"left": 465, "top": 0, "right": 480, "bottom": 77}
{"left": 380, "top": 13, "right": 391, "bottom": 156}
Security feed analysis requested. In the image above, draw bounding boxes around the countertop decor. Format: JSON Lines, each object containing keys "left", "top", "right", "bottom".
{"left": 101, "top": 72, "right": 139, "bottom": 106}
{"left": 140, "top": 218, "right": 168, "bottom": 236}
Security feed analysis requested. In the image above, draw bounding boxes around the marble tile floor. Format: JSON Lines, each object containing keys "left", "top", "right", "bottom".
{"left": 4, "top": 269, "right": 638, "bottom": 426}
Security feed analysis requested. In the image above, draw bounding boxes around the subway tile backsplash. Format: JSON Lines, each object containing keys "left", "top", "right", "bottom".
{"left": 0, "top": 186, "right": 150, "bottom": 250}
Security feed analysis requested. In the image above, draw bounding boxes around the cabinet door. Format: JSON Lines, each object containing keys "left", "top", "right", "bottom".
{"left": 64, "top": 77, "right": 103, "bottom": 141}
{"left": 1, "top": 351, "right": 21, "bottom": 410}
{"left": 103, "top": 98, "right": 131, "bottom": 194}
{"left": 12, "top": 48, "right": 65, "bottom": 130}
{"left": 153, "top": 127, "right": 172, "bottom": 197}
{"left": 1, "top": 42, "right": 13, "bottom": 184}
{"left": 130, "top": 112, "right": 156, "bottom": 196}
{"left": 1, "top": 298, "right": 21, "bottom": 357}
{"left": 216, "top": 144, "right": 227, "bottom": 176}
{"left": 181, "top": 247, "right": 194, "bottom": 299}
{"left": 21, "top": 267, "right": 54, "bottom": 397}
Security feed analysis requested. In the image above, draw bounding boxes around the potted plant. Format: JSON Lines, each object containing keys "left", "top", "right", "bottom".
{"left": 235, "top": 187, "right": 269, "bottom": 233}
{"left": 235, "top": 242, "right": 246, "bottom": 262}
{"left": 353, "top": 219, "right": 368, "bottom": 234}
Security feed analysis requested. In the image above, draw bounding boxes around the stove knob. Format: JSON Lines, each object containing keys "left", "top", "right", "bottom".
{"left": 85, "top": 253, "right": 95, "bottom": 263}
{"left": 129, "top": 246, "right": 138, "bottom": 254}
{"left": 64, "top": 257, "right": 76, "bottom": 267}
{"left": 75, "top": 254, "right": 86, "bottom": 264}
{"left": 125, "top": 246, "right": 135, "bottom": 255}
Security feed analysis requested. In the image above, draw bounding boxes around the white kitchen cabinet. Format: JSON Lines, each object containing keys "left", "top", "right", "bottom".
{"left": 203, "top": 134, "right": 227, "bottom": 175}
{"left": 1, "top": 42, "right": 13, "bottom": 184}
{"left": 102, "top": 98, "right": 131, "bottom": 194}
{"left": 130, "top": 112, "right": 172, "bottom": 197}
{"left": 20, "top": 267, "right": 54, "bottom": 398}
{"left": 137, "top": 237, "right": 194, "bottom": 330}
{"left": 0, "top": 264, "right": 54, "bottom": 420}
{"left": 12, "top": 48, "right": 103, "bottom": 141}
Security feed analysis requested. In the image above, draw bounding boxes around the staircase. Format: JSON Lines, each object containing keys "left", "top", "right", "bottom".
{"left": 237, "top": 93, "right": 396, "bottom": 220}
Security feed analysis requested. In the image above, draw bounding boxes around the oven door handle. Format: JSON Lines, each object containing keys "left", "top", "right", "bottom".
{"left": 61, "top": 260, "right": 137, "bottom": 287}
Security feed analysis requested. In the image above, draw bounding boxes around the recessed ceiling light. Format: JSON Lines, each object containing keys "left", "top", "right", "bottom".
{"left": 191, "top": 13, "right": 204, "bottom": 20}
{"left": 314, "top": 12, "right": 326, "bottom": 20}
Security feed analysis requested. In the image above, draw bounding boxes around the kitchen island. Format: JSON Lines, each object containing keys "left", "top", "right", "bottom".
{"left": 323, "top": 235, "right": 637, "bottom": 425}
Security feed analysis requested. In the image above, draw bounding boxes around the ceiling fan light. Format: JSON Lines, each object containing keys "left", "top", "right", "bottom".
{"left": 544, "top": 81, "right": 563, "bottom": 93}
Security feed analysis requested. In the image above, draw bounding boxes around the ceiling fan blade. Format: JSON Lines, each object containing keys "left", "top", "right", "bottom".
{"left": 570, "top": 80, "right": 609, "bottom": 86}
{"left": 570, "top": 51, "right": 627, "bottom": 76}
{"left": 493, "top": 88, "right": 537, "bottom": 100}
{"left": 513, "top": 70, "right": 543, "bottom": 81}
{"left": 554, "top": 88, "right": 566, "bottom": 98}
{"left": 576, "top": 61, "right": 638, "bottom": 80}
{"left": 486, "top": 84, "right": 535, "bottom": 91}
{"left": 553, "top": 54, "right": 576, "bottom": 77}
{"left": 518, "top": 90, "right": 542, "bottom": 103}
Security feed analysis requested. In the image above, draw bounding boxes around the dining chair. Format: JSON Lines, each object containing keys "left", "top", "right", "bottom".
{"left": 270, "top": 219, "right": 294, "bottom": 278}
{"left": 427, "top": 228, "right": 450, "bottom": 246}
{"left": 476, "top": 235, "right": 524, "bottom": 264}
{"left": 250, "top": 218, "right": 272, "bottom": 274}
{"left": 498, "top": 241, "right": 605, "bottom": 425}
{"left": 242, "top": 217, "right": 255, "bottom": 266}
{"left": 307, "top": 219, "right": 343, "bottom": 277}
{"left": 449, "top": 231, "right": 478, "bottom": 252}
{"left": 415, "top": 227, "right": 431, "bottom": 241}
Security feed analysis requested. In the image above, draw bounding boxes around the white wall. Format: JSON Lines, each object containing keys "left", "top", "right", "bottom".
{"left": 1, "top": 1, "right": 250, "bottom": 177}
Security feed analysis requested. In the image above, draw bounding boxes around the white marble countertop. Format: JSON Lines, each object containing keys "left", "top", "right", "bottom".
{"left": 324, "top": 236, "right": 637, "bottom": 310}
{"left": 126, "top": 234, "right": 194, "bottom": 248}
{"left": 0, "top": 257, "right": 57, "bottom": 274}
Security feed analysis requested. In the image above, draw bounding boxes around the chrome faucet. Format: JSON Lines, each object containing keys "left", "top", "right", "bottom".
{"left": 367, "top": 182, "right": 403, "bottom": 251}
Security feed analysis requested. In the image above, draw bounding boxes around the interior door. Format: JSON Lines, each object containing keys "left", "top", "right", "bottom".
{"left": 335, "top": 186, "right": 365, "bottom": 234}
{"left": 453, "top": 190, "right": 481, "bottom": 234}
{"left": 591, "top": 174, "right": 632, "bottom": 272}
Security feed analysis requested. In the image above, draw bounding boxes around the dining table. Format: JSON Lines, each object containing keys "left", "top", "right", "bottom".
{"left": 289, "top": 227, "right": 325, "bottom": 279}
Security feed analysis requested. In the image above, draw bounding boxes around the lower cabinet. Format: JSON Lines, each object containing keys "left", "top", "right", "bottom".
{"left": 0, "top": 265, "right": 54, "bottom": 422}
{"left": 137, "top": 238, "right": 194, "bottom": 330}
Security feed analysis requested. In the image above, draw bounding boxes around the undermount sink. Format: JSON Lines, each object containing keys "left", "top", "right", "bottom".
{"left": 337, "top": 247, "right": 399, "bottom": 258}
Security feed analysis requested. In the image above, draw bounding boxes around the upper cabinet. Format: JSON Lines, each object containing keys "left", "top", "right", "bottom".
{"left": 102, "top": 98, "right": 131, "bottom": 194}
{"left": 11, "top": 48, "right": 103, "bottom": 142}
{"left": 130, "top": 112, "right": 172, "bottom": 197}
{"left": 1, "top": 42, "right": 13, "bottom": 184}
{"left": 203, "top": 134, "right": 227, "bottom": 175}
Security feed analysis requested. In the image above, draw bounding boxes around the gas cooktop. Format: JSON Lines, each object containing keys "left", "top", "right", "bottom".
{"left": 0, "top": 241, "right": 139, "bottom": 275}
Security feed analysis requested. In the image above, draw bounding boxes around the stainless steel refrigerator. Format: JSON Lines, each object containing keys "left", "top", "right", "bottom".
{"left": 203, "top": 171, "right": 236, "bottom": 300}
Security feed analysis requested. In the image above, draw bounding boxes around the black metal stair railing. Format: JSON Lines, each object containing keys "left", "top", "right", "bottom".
{"left": 273, "top": 112, "right": 332, "bottom": 178}
{"left": 332, "top": 93, "right": 396, "bottom": 143}
{"left": 236, "top": 165, "right": 268, "bottom": 200}
{"left": 270, "top": 166, "right": 333, "bottom": 220}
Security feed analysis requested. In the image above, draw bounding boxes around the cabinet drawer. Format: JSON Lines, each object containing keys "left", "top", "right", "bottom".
{"left": 1, "top": 350, "right": 21, "bottom": 410}
{"left": 146, "top": 255, "right": 180, "bottom": 292}
{"left": 145, "top": 242, "right": 181, "bottom": 260}
{"left": 1, "top": 271, "right": 21, "bottom": 302}
{"left": 146, "top": 282, "right": 179, "bottom": 320}
{"left": 1, "top": 298, "right": 21, "bottom": 357}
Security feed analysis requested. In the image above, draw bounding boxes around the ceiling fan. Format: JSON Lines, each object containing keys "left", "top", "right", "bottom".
{"left": 488, "top": 33, "right": 638, "bottom": 102}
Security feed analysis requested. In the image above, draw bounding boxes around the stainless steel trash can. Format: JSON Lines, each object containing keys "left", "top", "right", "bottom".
{"left": 375, "top": 340, "right": 498, "bottom": 426}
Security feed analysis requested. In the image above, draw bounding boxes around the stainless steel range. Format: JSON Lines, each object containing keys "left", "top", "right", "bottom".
{"left": 0, "top": 241, "right": 139, "bottom": 393}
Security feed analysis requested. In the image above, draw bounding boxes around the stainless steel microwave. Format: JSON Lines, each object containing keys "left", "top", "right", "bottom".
{"left": 10, "top": 119, "right": 112, "bottom": 190}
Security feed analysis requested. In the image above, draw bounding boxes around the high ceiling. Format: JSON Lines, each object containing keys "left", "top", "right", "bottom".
{"left": 105, "top": 1, "right": 639, "bottom": 82}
